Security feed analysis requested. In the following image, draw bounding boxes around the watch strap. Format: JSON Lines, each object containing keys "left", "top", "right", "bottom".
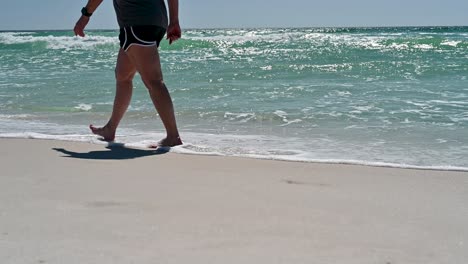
{"left": 81, "top": 7, "right": 93, "bottom": 17}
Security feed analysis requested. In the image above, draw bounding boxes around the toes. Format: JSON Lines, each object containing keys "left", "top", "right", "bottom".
{"left": 89, "top": 124, "right": 98, "bottom": 132}
{"left": 152, "top": 138, "right": 182, "bottom": 148}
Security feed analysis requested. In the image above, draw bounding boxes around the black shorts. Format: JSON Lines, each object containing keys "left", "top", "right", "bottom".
{"left": 119, "top": 26, "right": 166, "bottom": 52}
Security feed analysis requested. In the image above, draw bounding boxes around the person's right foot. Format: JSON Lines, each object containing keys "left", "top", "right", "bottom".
{"left": 89, "top": 124, "right": 116, "bottom": 141}
{"left": 148, "top": 136, "right": 182, "bottom": 148}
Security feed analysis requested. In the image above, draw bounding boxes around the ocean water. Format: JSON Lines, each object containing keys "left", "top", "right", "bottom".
{"left": 1, "top": 27, "right": 467, "bottom": 170}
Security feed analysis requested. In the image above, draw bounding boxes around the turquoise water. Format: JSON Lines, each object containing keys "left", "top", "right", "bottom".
{"left": 1, "top": 27, "right": 467, "bottom": 169}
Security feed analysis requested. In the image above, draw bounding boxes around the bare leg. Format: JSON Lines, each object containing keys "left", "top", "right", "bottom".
{"left": 90, "top": 49, "right": 136, "bottom": 141}
{"left": 126, "top": 45, "right": 182, "bottom": 147}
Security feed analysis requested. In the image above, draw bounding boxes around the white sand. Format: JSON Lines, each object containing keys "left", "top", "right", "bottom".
{"left": 1, "top": 138, "right": 467, "bottom": 264}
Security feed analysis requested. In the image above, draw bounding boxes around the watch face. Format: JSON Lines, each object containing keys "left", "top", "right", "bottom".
{"left": 81, "top": 7, "right": 91, "bottom": 17}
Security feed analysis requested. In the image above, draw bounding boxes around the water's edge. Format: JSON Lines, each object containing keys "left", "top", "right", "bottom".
{"left": 2, "top": 133, "right": 467, "bottom": 172}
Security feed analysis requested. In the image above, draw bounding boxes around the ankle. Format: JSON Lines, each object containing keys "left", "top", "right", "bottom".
{"left": 167, "top": 133, "right": 180, "bottom": 140}
{"left": 105, "top": 122, "right": 118, "bottom": 130}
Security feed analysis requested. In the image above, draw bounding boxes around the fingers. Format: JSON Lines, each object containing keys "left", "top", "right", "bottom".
{"left": 166, "top": 23, "right": 182, "bottom": 45}
{"left": 167, "top": 30, "right": 181, "bottom": 45}
{"left": 167, "top": 35, "right": 178, "bottom": 44}
{"left": 74, "top": 25, "right": 85, "bottom": 37}
{"left": 73, "top": 16, "right": 89, "bottom": 37}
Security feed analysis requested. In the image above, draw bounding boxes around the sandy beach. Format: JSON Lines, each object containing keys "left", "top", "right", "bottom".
{"left": 0, "top": 138, "right": 467, "bottom": 263}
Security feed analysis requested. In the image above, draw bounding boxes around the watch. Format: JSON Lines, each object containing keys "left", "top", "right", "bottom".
{"left": 81, "top": 7, "right": 93, "bottom": 17}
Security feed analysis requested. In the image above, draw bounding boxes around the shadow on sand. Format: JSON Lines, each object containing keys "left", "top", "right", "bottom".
{"left": 52, "top": 142, "right": 169, "bottom": 160}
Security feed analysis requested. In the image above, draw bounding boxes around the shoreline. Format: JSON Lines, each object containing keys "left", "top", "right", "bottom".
{"left": 1, "top": 137, "right": 467, "bottom": 263}
{"left": 1, "top": 135, "right": 468, "bottom": 172}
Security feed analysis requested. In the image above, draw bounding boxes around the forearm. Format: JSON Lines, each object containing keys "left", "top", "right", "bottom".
{"left": 167, "top": 0, "right": 179, "bottom": 24}
{"left": 84, "top": 0, "right": 104, "bottom": 14}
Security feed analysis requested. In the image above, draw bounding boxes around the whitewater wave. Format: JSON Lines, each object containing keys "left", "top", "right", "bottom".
{"left": 1, "top": 131, "right": 467, "bottom": 172}
{"left": 0, "top": 32, "right": 118, "bottom": 50}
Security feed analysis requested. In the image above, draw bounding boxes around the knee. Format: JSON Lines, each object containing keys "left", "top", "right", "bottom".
{"left": 143, "top": 78, "right": 166, "bottom": 91}
{"left": 115, "top": 68, "right": 135, "bottom": 83}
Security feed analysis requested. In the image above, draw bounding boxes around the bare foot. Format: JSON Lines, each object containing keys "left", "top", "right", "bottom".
{"left": 89, "top": 124, "right": 116, "bottom": 141}
{"left": 149, "top": 136, "right": 183, "bottom": 148}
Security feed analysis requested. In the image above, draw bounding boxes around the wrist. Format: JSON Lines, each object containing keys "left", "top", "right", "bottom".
{"left": 169, "top": 18, "right": 179, "bottom": 25}
{"left": 81, "top": 7, "right": 93, "bottom": 17}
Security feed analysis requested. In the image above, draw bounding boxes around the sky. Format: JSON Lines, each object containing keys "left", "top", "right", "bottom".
{"left": 1, "top": 0, "right": 467, "bottom": 30}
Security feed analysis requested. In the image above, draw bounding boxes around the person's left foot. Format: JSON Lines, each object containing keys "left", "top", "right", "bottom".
{"left": 89, "top": 124, "right": 116, "bottom": 141}
{"left": 149, "top": 136, "right": 182, "bottom": 148}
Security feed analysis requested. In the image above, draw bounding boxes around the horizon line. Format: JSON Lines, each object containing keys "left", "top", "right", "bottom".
{"left": 1, "top": 25, "right": 468, "bottom": 32}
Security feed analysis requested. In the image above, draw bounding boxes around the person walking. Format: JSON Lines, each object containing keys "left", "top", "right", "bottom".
{"left": 74, "top": 0, "right": 182, "bottom": 147}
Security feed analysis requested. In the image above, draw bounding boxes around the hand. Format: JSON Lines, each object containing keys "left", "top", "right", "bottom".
{"left": 166, "top": 21, "right": 181, "bottom": 44}
{"left": 74, "top": 16, "right": 90, "bottom": 37}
